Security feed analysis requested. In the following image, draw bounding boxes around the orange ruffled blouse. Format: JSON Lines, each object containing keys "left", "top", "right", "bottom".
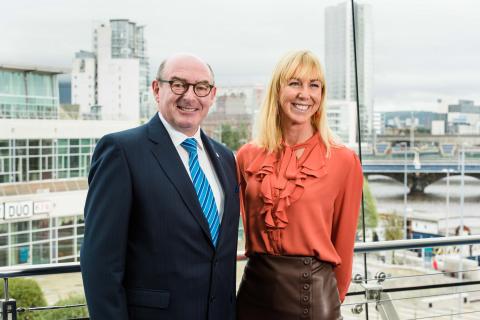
{"left": 236, "top": 134, "right": 363, "bottom": 302}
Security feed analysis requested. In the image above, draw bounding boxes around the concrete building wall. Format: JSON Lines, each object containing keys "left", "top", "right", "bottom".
{"left": 72, "top": 55, "right": 96, "bottom": 115}
{"left": 97, "top": 58, "right": 140, "bottom": 121}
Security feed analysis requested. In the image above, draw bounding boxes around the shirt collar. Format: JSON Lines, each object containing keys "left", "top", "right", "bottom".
{"left": 157, "top": 112, "right": 204, "bottom": 151}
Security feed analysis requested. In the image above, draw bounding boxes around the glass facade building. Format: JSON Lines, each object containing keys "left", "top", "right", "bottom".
{"left": 0, "top": 65, "right": 63, "bottom": 119}
{"left": 0, "top": 63, "right": 137, "bottom": 267}
{"left": 0, "top": 214, "right": 84, "bottom": 267}
{"left": 0, "top": 138, "right": 96, "bottom": 184}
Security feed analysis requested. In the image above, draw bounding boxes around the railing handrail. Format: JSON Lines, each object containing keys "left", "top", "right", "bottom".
{"left": 0, "top": 235, "right": 479, "bottom": 278}
{"left": 0, "top": 262, "right": 80, "bottom": 278}
{"left": 354, "top": 234, "right": 480, "bottom": 253}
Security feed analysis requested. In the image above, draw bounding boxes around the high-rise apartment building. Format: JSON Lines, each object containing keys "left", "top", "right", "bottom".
{"left": 72, "top": 19, "right": 151, "bottom": 121}
{"left": 325, "top": 1, "right": 374, "bottom": 142}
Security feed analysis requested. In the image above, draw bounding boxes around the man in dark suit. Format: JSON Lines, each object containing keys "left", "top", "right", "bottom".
{"left": 81, "top": 53, "right": 240, "bottom": 320}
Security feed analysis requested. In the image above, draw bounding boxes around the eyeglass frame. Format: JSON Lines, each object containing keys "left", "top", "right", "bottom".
{"left": 157, "top": 78, "right": 215, "bottom": 97}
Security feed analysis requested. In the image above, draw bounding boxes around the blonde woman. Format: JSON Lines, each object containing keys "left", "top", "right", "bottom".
{"left": 236, "top": 50, "right": 363, "bottom": 319}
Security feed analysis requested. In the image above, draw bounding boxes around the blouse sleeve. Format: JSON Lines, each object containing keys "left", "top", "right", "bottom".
{"left": 331, "top": 152, "right": 363, "bottom": 302}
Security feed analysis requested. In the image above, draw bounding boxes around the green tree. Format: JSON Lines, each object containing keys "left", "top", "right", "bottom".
{"left": 0, "top": 278, "right": 47, "bottom": 320}
{"left": 42, "top": 294, "right": 89, "bottom": 320}
{"left": 221, "top": 124, "right": 249, "bottom": 151}
{"left": 383, "top": 212, "right": 404, "bottom": 264}
{"left": 384, "top": 213, "right": 404, "bottom": 241}
{"left": 357, "top": 178, "right": 378, "bottom": 231}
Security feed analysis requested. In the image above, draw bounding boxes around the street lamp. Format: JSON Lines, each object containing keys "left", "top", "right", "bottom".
{"left": 441, "top": 168, "right": 454, "bottom": 237}
{"left": 458, "top": 143, "right": 466, "bottom": 313}
{"left": 401, "top": 142, "right": 408, "bottom": 239}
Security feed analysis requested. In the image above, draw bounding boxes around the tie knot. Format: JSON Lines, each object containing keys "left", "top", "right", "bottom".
{"left": 181, "top": 138, "right": 198, "bottom": 154}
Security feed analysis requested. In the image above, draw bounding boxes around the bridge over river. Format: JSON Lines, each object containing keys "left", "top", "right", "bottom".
{"left": 362, "top": 160, "right": 480, "bottom": 193}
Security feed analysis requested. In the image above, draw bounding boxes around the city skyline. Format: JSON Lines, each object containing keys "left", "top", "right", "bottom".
{"left": 2, "top": 0, "right": 480, "bottom": 111}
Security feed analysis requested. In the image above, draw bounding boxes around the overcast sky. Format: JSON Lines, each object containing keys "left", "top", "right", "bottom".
{"left": 2, "top": 0, "right": 479, "bottom": 111}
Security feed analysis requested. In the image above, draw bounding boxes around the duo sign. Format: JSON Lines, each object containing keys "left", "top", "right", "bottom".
{"left": 0, "top": 200, "right": 53, "bottom": 220}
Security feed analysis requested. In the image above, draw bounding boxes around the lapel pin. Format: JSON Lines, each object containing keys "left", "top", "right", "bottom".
{"left": 216, "top": 153, "right": 220, "bottom": 158}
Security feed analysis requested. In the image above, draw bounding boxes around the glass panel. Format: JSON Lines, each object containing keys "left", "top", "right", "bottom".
{"left": 11, "top": 245, "right": 30, "bottom": 264}
{"left": 57, "top": 139, "right": 68, "bottom": 154}
{"left": 77, "top": 237, "right": 83, "bottom": 254}
{"left": 77, "top": 226, "right": 85, "bottom": 235}
{"left": 12, "top": 233, "right": 30, "bottom": 244}
{"left": 0, "top": 248, "right": 7, "bottom": 267}
{"left": 0, "top": 224, "right": 8, "bottom": 234}
{"left": 58, "top": 227, "right": 74, "bottom": 238}
{"left": 58, "top": 239, "right": 74, "bottom": 257}
{"left": 32, "top": 219, "right": 50, "bottom": 230}
{"left": 11, "top": 221, "right": 29, "bottom": 232}
{"left": 59, "top": 217, "right": 74, "bottom": 226}
{"left": 29, "top": 157, "right": 40, "bottom": 170}
{"left": 32, "top": 243, "right": 50, "bottom": 264}
{"left": 33, "top": 230, "right": 50, "bottom": 241}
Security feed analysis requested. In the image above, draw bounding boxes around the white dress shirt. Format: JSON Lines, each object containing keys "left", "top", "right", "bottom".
{"left": 158, "top": 112, "right": 225, "bottom": 221}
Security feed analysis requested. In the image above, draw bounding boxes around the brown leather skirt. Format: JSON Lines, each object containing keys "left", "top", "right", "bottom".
{"left": 237, "top": 254, "right": 343, "bottom": 320}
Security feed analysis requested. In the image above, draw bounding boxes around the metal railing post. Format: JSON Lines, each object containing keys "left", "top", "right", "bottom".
{"left": 352, "top": 272, "right": 401, "bottom": 320}
{"left": 0, "top": 278, "right": 17, "bottom": 320}
{"left": 375, "top": 292, "right": 400, "bottom": 320}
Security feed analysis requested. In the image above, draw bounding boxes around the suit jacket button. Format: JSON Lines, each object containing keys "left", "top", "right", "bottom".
{"left": 210, "top": 295, "right": 216, "bottom": 303}
{"left": 303, "top": 257, "right": 312, "bottom": 265}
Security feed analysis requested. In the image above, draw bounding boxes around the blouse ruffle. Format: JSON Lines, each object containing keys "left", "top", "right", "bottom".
{"left": 245, "top": 134, "right": 328, "bottom": 230}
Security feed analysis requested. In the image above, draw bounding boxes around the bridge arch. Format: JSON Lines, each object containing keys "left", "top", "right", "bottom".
{"left": 364, "top": 172, "right": 480, "bottom": 194}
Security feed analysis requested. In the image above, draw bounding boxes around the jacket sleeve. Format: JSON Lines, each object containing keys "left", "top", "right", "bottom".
{"left": 331, "top": 152, "right": 363, "bottom": 302}
{"left": 81, "top": 134, "right": 132, "bottom": 320}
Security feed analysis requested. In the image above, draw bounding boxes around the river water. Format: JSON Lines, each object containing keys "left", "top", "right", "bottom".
{"left": 368, "top": 175, "right": 480, "bottom": 231}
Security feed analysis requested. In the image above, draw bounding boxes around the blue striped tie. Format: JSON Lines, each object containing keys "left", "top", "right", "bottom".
{"left": 181, "top": 138, "right": 220, "bottom": 246}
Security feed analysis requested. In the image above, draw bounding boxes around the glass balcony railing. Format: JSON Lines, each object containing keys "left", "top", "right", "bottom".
{"left": 1, "top": 235, "right": 479, "bottom": 319}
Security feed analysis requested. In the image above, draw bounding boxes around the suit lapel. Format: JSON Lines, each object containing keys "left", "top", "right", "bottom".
{"left": 201, "top": 131, "right": 232, "bottom": 249}
{"left": 147, "top": 116, "right": 212, "bottom": 246}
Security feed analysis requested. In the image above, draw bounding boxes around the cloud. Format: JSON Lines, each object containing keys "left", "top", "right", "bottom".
{"left": 2, "top": 0, "right": 479, "bottom": 108}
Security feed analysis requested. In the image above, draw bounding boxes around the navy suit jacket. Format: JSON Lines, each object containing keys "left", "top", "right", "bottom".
{"left": 81, "top": 115, "right": 240, "bottom": 320}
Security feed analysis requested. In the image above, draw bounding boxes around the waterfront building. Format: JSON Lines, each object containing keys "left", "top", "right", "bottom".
{"left": 0, "top": 64, "right": 136, "bottom": 267}
{"left": 0, "top": 65, "right": 64, "bottom": 120}
{"left": 384, "top": 111, "right": 447, "bottom": 135}
{"left": 447, "top": 100, "right": 480, "bottom": 135}
{"left": 325, "top": 0, "right": 374, "bottom": 142}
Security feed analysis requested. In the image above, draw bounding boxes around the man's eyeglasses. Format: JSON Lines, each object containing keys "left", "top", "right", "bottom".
{"left": 157, "top": 79, "right": 214, "bottom": 97}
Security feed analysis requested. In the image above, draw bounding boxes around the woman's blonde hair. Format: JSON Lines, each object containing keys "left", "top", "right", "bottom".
{"left": 256, "top": 50, "right": 338, "bottom": 155}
